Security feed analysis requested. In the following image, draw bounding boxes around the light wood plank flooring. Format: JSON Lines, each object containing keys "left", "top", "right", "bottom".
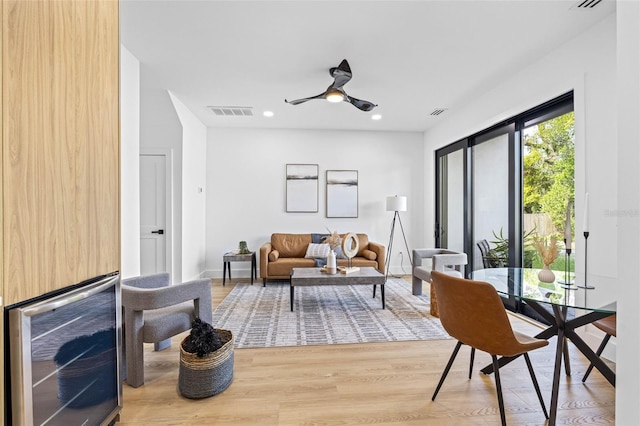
{"left": 119, "top": 277, "right": 615, "bottom": 425}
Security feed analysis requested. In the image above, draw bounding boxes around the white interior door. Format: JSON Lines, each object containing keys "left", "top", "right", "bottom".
{"left": 140, "top": 153, "right": 168, "bottom": 275}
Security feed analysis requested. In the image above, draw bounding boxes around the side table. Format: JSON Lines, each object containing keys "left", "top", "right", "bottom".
{"left": 222, "top": 251, "right": 257, "bottom": 286}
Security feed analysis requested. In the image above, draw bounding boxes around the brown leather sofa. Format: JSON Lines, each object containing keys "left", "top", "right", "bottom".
{"left": 260, "top": 233, "right": 386, "bottom": 284}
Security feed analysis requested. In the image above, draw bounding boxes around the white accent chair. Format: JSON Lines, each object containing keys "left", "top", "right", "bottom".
{"left": 412, "top": 249, "right": 468, "bottom": 296}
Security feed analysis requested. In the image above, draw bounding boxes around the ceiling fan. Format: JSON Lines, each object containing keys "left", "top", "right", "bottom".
{"left": 285, "top": 59, "right": 378, "bottom": 112}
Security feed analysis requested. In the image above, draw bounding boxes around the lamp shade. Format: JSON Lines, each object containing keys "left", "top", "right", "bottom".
{"left": 386, "top": 196, "right": 407, "bottom": 212}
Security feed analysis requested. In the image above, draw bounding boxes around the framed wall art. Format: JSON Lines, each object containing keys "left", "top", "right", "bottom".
{"left": 286, "top": 164, "right": 319, "bottom": 213}
{"left": 326, "top": 170, "right": 358, "bottom": 218}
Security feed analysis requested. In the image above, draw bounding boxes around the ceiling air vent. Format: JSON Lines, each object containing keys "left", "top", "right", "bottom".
{"left": 570, "top": 0, "right": 603, "bottom": 9}
{"left": 429, "top": 108, "right": 448, "bottom": 116}
{"left": 207, "top": 106, "right": 254, "bottom": 117}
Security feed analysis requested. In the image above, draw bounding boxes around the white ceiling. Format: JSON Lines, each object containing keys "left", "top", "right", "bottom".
{"left": 120, "top": 0, "right": 615, "bottom": 133}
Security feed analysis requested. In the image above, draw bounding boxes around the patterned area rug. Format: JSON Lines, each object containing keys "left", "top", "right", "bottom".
{"left": 211, "top": 278, "right": 450, "bottom": 348}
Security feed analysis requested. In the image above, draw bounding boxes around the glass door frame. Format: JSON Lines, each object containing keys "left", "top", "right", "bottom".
{"left": 434, "top": 139, "right": 469, "bottom": 250}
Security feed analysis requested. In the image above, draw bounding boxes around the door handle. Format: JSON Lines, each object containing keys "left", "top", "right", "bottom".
{"left": 151, "top": 229, "right": 164, "bottom": 235}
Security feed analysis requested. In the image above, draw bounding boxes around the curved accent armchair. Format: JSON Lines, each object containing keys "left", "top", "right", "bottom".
{"left": 430, "top": 271, "right": 548, "bottom": 425}
{"left": 122, "top": 273, "right": 213, "bottom": 387}
{"left": 411, "top": 248, "right": 467, "bottom": 296}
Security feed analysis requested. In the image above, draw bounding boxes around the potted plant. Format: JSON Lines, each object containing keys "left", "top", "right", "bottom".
{"left": 486, "top": 228, "right": 536, "bottom": 267}
{"left": 178, "top": 318, "right": 234, "bottom": 399}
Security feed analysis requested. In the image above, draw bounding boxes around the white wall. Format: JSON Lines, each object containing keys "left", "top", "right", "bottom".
{"left": 169, "top": 92, "right": 208, "bottom": 282}
{"left": 615, "top": 0, "right": 640, "bottom": 423}
{"left": 204, "top": 128, "right": 424, "bottom": 278}
{"left": 120, "top": 45, "right": 141, "bottom": 279}
{"left": 139, "top": 71, "right": 184, "bottom": 283}
{"left": 423, "top": 14, "right": 618, "bottom": 310}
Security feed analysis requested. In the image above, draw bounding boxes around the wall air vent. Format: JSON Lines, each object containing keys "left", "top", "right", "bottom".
{"left": 570, "top": 0, "right": 603, "bottom": 9}
{"left": 207, "top": 106, "right": 254, "bottom": 117}
{"left": 429, "top": 108, "right": 448, "bottom": 116}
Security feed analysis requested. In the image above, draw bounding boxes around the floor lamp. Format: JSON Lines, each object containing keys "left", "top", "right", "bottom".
{"left": 385, "top": 195, "right": 413, "bottom": 280}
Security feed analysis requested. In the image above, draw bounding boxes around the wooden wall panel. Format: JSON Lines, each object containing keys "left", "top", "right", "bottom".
{"left": 1, "top": 0, "right": 4, "bottom": 420}
{"left": 2, "top": 0, "right": 120, "bottom": 305}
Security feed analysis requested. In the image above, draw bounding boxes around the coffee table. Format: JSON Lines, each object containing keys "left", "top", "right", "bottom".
{"left": 289, "top": 267, "right": 386, "bottom": 311}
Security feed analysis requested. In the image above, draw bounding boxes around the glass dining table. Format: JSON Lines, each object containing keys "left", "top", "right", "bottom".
{"left": 471, "top": 268, "right": 616, "bottom": 426}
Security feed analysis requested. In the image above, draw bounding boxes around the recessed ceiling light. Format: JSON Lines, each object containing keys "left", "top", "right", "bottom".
{"left": 263, "top": 110, "right": 274, "bottom": 117}
{"left": 371, "top": 114, "right": 382, "bottom": 121}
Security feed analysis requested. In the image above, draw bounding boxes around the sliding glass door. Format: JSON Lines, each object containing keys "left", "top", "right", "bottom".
{"left": 471, "top": 124, "right": 516, "bottom": 271}
{"left": 434, "top": 92, "right": 573, "bottom": 276}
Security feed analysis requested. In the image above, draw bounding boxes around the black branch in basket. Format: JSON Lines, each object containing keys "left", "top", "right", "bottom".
{"left": 183, "top": 318, "right": 223, "bottom": 357}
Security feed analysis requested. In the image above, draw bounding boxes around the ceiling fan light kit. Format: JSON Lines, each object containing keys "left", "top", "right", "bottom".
{"left": 325, "top": 89, "right": 345, "bottom": 103}
{"left": 285, "top": 59, "right": 377, "bottom": 111}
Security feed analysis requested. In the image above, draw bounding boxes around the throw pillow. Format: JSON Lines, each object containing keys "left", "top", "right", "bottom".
{"left": 304, "top": 243, "right": 330, "bottom": 259}
{"left": 361, "top": 249, "right": 377, "bottom": 260}
{"left": 334, "top": 245, "right": 347, "bottom": 259}
{"left": 268, "top": 250, "right": 279, "bottom": 262}
{"left": 311, "top": 233, "right": 329, "bottom": 244}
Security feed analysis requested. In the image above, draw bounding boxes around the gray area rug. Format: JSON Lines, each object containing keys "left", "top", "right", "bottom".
{"left": 211, "top": 278, "right": 450, "bottom": 348}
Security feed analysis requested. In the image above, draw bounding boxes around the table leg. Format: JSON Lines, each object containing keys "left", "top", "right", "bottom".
{"left": 290, "top": 285, "right": 294, "bottom": 311}
{"left": 250, "top": 254, "right": 255, "bottom": 285}
{"left": 253, "top": 253, "right": 257, "bottom": 280}
{"left": 479, "top": 298, "right": 615, "bottom": 426}
{"left": 566, "top": 328, "right": 615, "bottom": 386}
{"left": 382, "top": 284, "right": 385, "bottom": 309}
{"left": 549, "top": 325, "right": 565, "bottom": 426}
{"left": 563, "top": 340, "right": 571, "bottom": 376}
{"left": 223, "top": 262, "right": 227, "bottom": 286}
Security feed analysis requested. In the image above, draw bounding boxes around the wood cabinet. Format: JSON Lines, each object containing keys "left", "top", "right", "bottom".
{"left": 1, "top": 0, "right": 120, "bottom": 420}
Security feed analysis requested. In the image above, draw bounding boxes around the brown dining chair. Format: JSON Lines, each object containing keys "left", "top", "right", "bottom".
{"left": 430, "top": 271, "right": 549, "bottom": 426}
{"left": 582, "top": 313, "right": 616, "bottom": 383}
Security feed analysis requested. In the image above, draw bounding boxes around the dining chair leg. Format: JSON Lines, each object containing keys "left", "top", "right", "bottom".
{"left": 432, "top": 341, "right": 463, "bottom": 401}
{"left": 491, "top": 355, "right": 507, "bottom": 426}
{"left": 582, "top": 333, "right": 612, "bottom": 382}
{"left": 524, "top": 353, "right": 548, "bottom": 419}
{"left": 469, "top": 347, "right": 476, "bottom": 379}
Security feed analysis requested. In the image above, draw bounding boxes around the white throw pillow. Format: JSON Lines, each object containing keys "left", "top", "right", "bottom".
{"left": 304, "top": 243, "right": 331, "bottom": 259}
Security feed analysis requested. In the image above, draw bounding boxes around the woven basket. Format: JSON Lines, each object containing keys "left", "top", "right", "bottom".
{"left": 179, "top": 329, "right": 234, "bottom": 399}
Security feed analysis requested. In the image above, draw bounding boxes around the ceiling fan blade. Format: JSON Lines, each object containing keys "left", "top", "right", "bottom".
{"left": 330, "top": 59, "right": 352, "bottom": 89}
{"left": 285, "top": 92, "right": 326, "bottom": 105}
{"left": 346, "top": 95, "right": 377, "bottom": 112}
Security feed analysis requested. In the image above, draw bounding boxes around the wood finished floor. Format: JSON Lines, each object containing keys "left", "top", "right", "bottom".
{"left": 119, "top": 277, "right": 615, "bottom": 425}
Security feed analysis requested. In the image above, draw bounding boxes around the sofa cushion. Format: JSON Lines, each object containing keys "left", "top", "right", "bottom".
{"left": 361, "top": 249, "right": 377, "bottom": 260}
{"left": 268, "top": 250, "right": 279, "bottom": 262}
{"left": 336, "top": 257, "right": 378, "bottom": 269}
{"left": 268, "top": 258, "right": 317, "bottom": 276}
{"left": 271, "top": 233, "right": 312, "bottom": 258}
{"left": 311, "top": 233, "right": 329, "bottom": 243}
{"left": 355, "top": 234, "right": 369, "bottom": 256}
{"left": 334, "top": 245, "right": 347, "bottom": 259}
{"left": 304, "top": 243, "right": 330, "bottom": 259}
